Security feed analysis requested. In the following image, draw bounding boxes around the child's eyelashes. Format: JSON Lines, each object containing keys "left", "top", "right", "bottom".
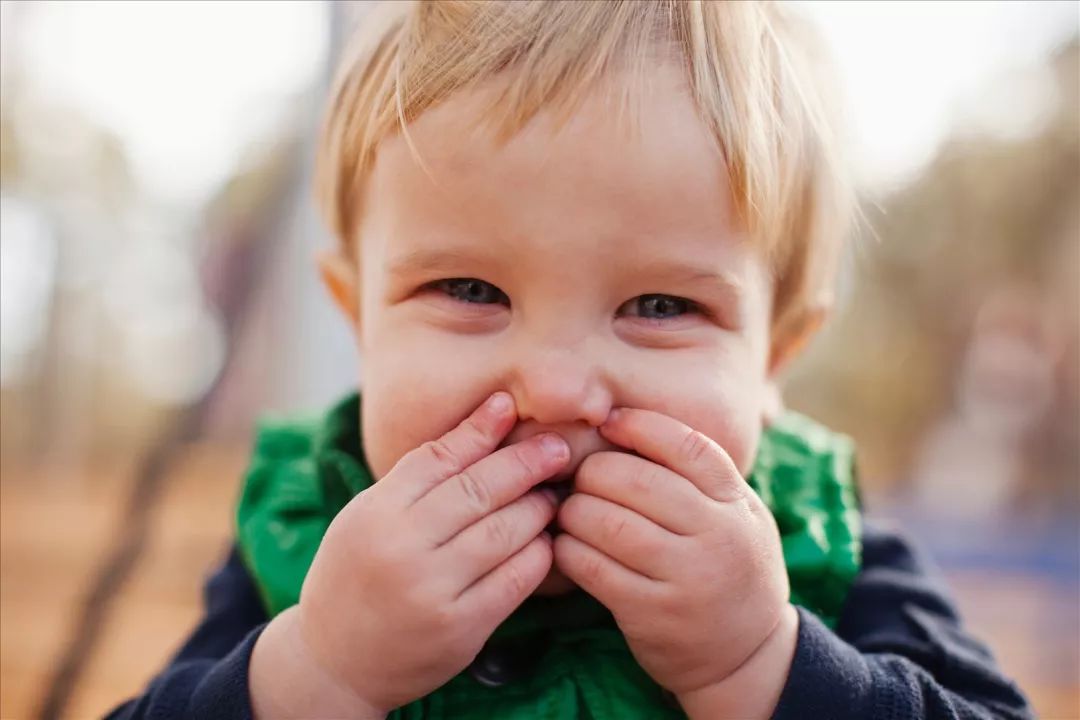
{"left": 429, "top": 278, "right": 510, "bottom": 306}
{"left": 616, "top": 294, "right": 702, "bottom": 321}
{"left": 421, "top": 279, "right": 708, "bottom": 327}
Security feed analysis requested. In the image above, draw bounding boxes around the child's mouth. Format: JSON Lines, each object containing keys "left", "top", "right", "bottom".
{"left": 544, "top": 476, "right": 574, "bottom": 535}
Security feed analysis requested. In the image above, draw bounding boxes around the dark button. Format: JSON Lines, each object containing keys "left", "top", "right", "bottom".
{"left": 468, "top": 638, "right": 546, "bottom": 688}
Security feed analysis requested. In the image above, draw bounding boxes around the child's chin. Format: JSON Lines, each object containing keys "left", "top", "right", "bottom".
{"left": 533, "top": 565, "right": 578, "bottom": 596}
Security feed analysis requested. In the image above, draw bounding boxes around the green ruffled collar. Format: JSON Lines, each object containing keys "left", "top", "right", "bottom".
{"left": 238, "top": 392, "right": 861, "bottom": 635}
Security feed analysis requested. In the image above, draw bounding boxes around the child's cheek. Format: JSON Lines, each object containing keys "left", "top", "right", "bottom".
{"left": 360, "top": 348, "right": 498, "bottom": 481}
{"left": 686, "top": 409, "right": 762, "bottom": 477}
{"left": 361, "top": 396, "right": 428, "bottom": 481}
{"left": 618, "top": 358, "right": 766, "bottom": 476}
{"left": 361, "top": 385, "right": 459, "bottom": 481}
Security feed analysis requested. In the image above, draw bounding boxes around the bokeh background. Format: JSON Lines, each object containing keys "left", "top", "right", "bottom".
{"left": 1, "top": 1, "right": 1077, "bottom": 718}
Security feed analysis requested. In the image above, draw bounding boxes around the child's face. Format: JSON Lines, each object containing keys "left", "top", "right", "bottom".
{"left": 326, "top": 64, "right": 786, "bottom": 595}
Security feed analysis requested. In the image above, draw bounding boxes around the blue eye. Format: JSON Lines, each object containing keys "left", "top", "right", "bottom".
{"left": 625, "top": 294, "right": 696, "bottom": 319}
{"left": 435, "top": 278, "right": 509, "bottom": 305}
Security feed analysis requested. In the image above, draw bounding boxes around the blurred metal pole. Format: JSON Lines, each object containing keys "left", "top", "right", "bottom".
{"left": 35, "top": 3, "right": 359, "bottom": 716}
{"left": 261, "top": 0, "right": 368, "bottom": 416}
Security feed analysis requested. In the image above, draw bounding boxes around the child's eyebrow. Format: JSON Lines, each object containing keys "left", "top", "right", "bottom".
{"left": 386, "top": 248, "right": 496, "bottom": 279}
{"left": 658, "top": 264, "right": 743, "bottom": 288}
{"left": 387, "top": 250, "right": 745, "bottom": 303}
{"left": 641, "top": 261, "right": 745, "bottom": 298}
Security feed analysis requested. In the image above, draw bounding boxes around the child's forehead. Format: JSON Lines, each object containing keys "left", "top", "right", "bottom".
{"left": 362, "top": 80, "right": 761, "bottom": 304}
{"left": 388, "top": 60, "right": 714, "bottom": 166}
{"left": 368, "top": 63, "right": 734, "bottom": 247}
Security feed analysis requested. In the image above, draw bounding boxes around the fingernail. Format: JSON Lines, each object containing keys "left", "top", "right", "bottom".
{"left": 488, "top": 392, "right": 512, "bottom": 416}
{"left": 540, "top": 488, "right": 559, "bottom": 505}
{"left": 604, "top": 408, "right": 623, "bottom": 425}
{"left": 540, "top": 433, "right": 568, "bottom": 459}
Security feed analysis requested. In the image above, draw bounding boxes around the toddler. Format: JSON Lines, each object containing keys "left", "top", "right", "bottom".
{"left": 111, "top": 2, "right": 1032, "bottom": 718}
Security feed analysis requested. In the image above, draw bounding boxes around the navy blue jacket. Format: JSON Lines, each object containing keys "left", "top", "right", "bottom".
{"left": 106, "top": 521, "right": 1033, "bottom": 719}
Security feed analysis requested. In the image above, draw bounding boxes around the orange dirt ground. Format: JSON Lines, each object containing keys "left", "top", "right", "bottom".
{"left": 1, "top": 448, "right": 1077, "bottom": 719}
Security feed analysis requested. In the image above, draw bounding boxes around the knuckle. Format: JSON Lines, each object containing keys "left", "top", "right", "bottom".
{"left": 679, "top": 429, "right": 714, "bottom": 465}
{"left": 402, "top": 577, "right": 438, "bottom": 616}
{"left": 601, "top": 510, "right": 630, "bottom": 543}
{"left": 462, "top": 414, "right": 487, "bottom": 440}
{"left": 424, "top": 437, "right": 464, "bottom": 474}
{"left": 707, "top": 464, "right": 745, "bottom": 504}
{"left": 655, "top": 586, "right": 683, "bottom": 617}
{"left": 462, "top": 414, "right": 495, "bottom": 450}
{"left": 529, "top": 492, "right": 557, "bottom": 522}
{"left": 501, "top": 559, "right": 533, "bottom": 602}
{"left": 357, "top": 522, "right": 404, "bottom": 571}
{"left": 483, "top": 513, "right": 516, "bottom": 553}
{"left": 455, "top": 468, "right": 492, "bottom": 514}
{"left": 509, "top": 442, "right": 543, "bottom": 479}
{"left": 581, "top": 554, "right": 605, "bottom": 585}
{"left": 627, "top": 461, "right": 658, "bottom": 496}
{"left": 428, "top": 602, "right": 461, "bottom": 636}
{"left": 370, "top": 539, "right": 404, "bottom": 580}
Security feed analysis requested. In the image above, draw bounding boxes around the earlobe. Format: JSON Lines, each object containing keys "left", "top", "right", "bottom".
{"left": 316, "top": 249, "right": 361, "bottom": 331}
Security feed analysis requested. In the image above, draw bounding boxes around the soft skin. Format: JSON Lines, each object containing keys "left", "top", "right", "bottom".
{"left": 252, "top": 62, "right": 819, "bottom": 718}
{"left": 555, "top": 406, "right": 800, "bottom": 717}
{"left": 320, "top": 62, "right": 818, "bottom": 593}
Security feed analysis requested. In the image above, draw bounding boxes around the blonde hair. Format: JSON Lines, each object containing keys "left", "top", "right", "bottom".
{"left": 315, "top": 0, "right": 855, "bottom": 337}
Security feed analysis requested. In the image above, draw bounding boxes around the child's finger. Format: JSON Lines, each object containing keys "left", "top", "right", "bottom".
{"left": 389, "top": 392, "right": 518, "bottom": 508}
{"left": 557, "top": 492, "right": 680, "bottom": 580}
{"left": 415, "top": 432, "right": 569, "bottom": 546}
{"left": 574, "top": 451, "right": 713, "bottom": 535}
{"left": 599, "top": 408, "right": 745, "bottom": 503}
{"left": 456, "top": 532, "right": 554, "bottom": 630}
{"left": 442, "top": 488, "right": 558, "bottom": 595}
{"left": 553, "top": 532, "right": 659, "bottom": 610}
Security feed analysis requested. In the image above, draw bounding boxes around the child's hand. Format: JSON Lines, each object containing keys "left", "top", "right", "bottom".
{"left": 250, "top": 392, "right": 569, "bottom": 718}
{"left": 554, "top": 408, "right": 797, "bottom": 717}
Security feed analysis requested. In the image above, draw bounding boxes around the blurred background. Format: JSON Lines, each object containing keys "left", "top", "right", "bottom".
{"left": 0, "top": 1, "right": 1076, "bottom": 718}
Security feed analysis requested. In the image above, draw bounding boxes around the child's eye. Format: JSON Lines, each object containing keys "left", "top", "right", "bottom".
{"left": 432, "top": 278, "right": 510, "bottom": 306}
{"left": 619, "top": 294, "right": 699, "bottom": 320}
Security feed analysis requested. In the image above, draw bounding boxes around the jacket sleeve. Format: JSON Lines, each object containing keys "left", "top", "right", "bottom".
{"left": 772, "top": 521, "right": 1034, "bottom": 720}
{"left": 105, "top": 546, "right": 269, "bottom": 720}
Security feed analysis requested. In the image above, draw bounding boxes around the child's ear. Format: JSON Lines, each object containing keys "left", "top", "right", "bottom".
{"left": 767, "top": 305, "right": 828, "bottom": 378}
{"left": 317, "top": 248, "right": 362, "bottom": 333}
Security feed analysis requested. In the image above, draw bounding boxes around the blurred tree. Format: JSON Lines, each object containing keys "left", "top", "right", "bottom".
{"left": 786, "top": 39, "right": 1079, "bottom": 511}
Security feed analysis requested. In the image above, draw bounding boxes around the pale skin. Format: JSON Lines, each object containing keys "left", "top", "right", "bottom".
{"left": 250, "top": 61, "right": 824, "bottom": 718}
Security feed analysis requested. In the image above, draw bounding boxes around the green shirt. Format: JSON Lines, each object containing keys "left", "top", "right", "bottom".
{"left": 237, "top": 393, "right": 861, "bottom": 719}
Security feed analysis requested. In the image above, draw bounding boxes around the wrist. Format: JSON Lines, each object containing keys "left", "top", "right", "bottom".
{"left": 250, "top": 606, "right": 387, "bottom": 720}
{"left": 675, "top": 604, "right": 800, "bottom": 720}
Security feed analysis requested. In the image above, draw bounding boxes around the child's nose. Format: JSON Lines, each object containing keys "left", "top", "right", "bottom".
{"left": 508, "top": 349, "right": 613, "bottom": 428}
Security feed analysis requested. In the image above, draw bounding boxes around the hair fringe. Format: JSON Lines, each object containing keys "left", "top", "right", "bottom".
{"left": 314, "top": 0, "right": 858, "bottom": 332}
